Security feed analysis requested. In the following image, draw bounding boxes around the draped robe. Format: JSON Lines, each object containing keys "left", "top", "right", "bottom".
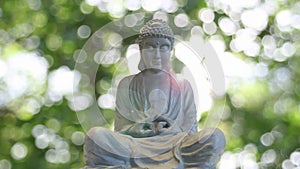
{"left": 84, "top": 69, "right": 225, "bottom": 169}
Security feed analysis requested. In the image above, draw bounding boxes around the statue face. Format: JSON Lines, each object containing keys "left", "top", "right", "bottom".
{"left": 141, "top": 37, "right": 172, "bottom": 70}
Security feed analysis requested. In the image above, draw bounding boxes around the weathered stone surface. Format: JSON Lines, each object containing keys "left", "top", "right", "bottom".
{"left": 83, "top": 19, "right": 225, "bottom": 169}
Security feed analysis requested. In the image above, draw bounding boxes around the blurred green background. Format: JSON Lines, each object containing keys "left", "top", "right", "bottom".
{"left": 0, "top": 0, "right": 300, "bottom": 169}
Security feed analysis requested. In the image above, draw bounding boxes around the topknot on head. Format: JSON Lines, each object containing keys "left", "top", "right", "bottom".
{"left": 138, "top": 19, "right": 174, "bottom": 49}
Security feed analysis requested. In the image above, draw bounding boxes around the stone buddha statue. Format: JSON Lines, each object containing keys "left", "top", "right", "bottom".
{"left": 83, "top": 19, "right": 226, "bottom": 169}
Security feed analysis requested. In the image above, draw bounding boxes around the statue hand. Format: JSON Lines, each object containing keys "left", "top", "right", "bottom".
{"left": 156, "top": 121, "right": 170, "bottom": 131}
{"left": 156, "top": 121, "right": 170, "bottom": 132}
{"left": 153, "top": 116, "right": 171, "bottom": 132}
{"left": 120, "top": 123, "right": 156, "bottom": 138}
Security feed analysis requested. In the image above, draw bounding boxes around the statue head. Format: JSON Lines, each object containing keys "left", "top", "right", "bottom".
{"left": 138, "top": 19, "right": 174, "bottom": 71}
{"left": 138, "top": 19, "right": 174, "bottom": 50}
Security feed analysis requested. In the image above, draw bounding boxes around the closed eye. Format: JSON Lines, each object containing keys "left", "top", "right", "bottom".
{"left": 160, "top": 45, "right": 170, "bottom": 51}
{"left": 144, "top": 45, "right": 155, "bottom": 50}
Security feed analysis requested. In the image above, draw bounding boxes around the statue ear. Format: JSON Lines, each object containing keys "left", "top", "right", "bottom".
{"left": 138, "top": 55, "right": 145, "bottom": 71}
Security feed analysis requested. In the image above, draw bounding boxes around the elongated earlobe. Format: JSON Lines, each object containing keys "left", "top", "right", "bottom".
{"left": 138, "top": 59, "right": 145, "bottom": 71}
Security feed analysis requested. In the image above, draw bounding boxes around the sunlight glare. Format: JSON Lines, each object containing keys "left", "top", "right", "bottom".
{"left": 0, "top": 60, "right": 7, "bottom": 78}
{"left": 219, "top": 17, "right": 237, "bottom": 35}
{"left": 4, "top": 52, "right": 48, "bottom": 100}
{"left": 86, "top": 0, "right": 100, "bottom": 6}
{"left": 161, "top": 0, "right": 178, "bottom": 13}
{"left": 241, "top": 8, "right": 268, "bottom": 31}
{"left": 126, "top": 44, "right": 140, "bottom": 75}
{"left": 141, "top": 0, "right": 161, "bottom": 12}
{"left": 47, "top": 66, "right": 81, "bottom": 102}
{"left": 175, "top": 42, "right": 213, "bottom": 115}
{"left": 125, "top": 0, "right": 141, "bottom": 11}
{"left": 107, "top": 0, "right": 126, "bottom": 18}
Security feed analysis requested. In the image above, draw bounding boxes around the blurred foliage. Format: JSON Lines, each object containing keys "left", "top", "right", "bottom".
{"left": 0, "top": 0, "right": 300, "bottom": 169}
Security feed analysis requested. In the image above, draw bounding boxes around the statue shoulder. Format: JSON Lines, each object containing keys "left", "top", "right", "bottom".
{"left": 175, "top": 75, "right": 193, "bottom": 92}
{"left": 117, "top": 75, "right": 135, "bottom": 90}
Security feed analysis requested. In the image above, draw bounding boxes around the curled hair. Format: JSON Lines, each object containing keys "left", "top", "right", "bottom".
{"left": 138, "top": 19, "right": 174, "bottom": 50}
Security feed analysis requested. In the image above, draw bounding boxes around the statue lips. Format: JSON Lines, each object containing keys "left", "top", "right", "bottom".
{"left": 152, "top": 59, "right": 161, "bottom": 66}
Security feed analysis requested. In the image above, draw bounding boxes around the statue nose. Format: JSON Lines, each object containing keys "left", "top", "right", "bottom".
{"left": 154, "top": 48, "right": 161, "bottom": 59}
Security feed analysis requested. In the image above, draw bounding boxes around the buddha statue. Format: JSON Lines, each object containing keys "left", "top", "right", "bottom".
{"left": 83, "top": 19, "right": 226, "bottom": 169}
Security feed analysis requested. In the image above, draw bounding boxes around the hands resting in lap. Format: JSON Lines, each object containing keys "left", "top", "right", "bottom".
{"left": 119, "top": 119, "right": 171, "bottom": 138}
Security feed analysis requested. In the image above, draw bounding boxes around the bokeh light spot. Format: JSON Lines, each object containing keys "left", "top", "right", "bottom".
{"left": 282, "top": 159, "right": 295, "bottom": 169}
{"left": 46, "top": 34, "right": 62, "bottom": 51}
{"left": 58, "top": 149, "right": 71, "bottom": 163}
{"left": 68, "top": 93, "right": 93, "bottom": 111}
{"left": 161, "top": 0, "right": 178, "bottom": 13}
{"left": 141, "top": 0, "right": 161, "bottom": 12}
{"left": 98, "top": 93, "right": 115, "bottom": 109}
{"left": 47, "top": 66, "right": 81, "bottom": 102}
{"left": 77, "top": 25, "right": 91, "bottom": 39}
{"left": 243, "top": 41, "right": 260, "bottom": 57}
{"left": 35, "top": 134, "right": 50, "bottom": 149}
{"left": 198, "top": 8, "right": 215, "bottom": 23}
{"left": 280, "top": 42, "right": 295, "bottom": 57}
{"left": 262, "top": 35, "right": 276, "bottom": 49}
{"left": 0, "top": 159, "right": 11, "bottom": 169}
{"left": 71, "top": 131, "right": 85, "bottom": 146}
{"left": 0, "top": 60, "right": 7, "bottom": 78}
{"left": 73, "top": 49, "right": 87, "bottom": 63}
{"left": 125, "top": 44, "right": 140, "bottom": 75}
{"left": 290, "top": 151, "right": 300, "bottom": 166}
{"left": 260, "top": 132, "right": 274, "bottom": 146}
{"left": 203, "top": 22, "right": 217, "bottom": 35}
{"left": 219, "top": 17, "right": 236, "bottom": 35}
{"left": 3, "top": 52, "right": 48, "bottom": 103}
{"left": 241, "top": 8, "right": 268, "bottom": 31}
{"left": 45, "top": 149, "right": 57, "bottom": 163}
{"left": 276, "top": 10, "right": 292, "bottom": 28}
{"left": 153, "top": 11, "right": 168, "bottom": 21}
{"left": 32, "top": 12, "right": 48, "bottom": 28}
{"left": 94, "top": 49, "right": 121, "bottom": 65}
{"left": 80, "top": 1, "right": 94, "bottom": 14}
{"left": 46, "top": 118, "right": 61, "bottom": 132}
{"left": 191, "top": 26, "right": 204, "bottom": 36}
{"left": 32, "top": 124, "right": 46, "bottom": 138}
{"left": 108, "top": 33, "right": 123, "bottom": 47}
{"left": 124, "top": 15, "right": 138, "bottom": 27}
{"left": 86, "top": 0, "right": 100, "bottom": 6}
{"left": 261, "top": 149, "right": 277, "bottom": 164}
{"left": 10, "top": 143, "right": 28, "bottom": 160}
{"left": 125, "top": 0, "right": 141, "bottom": 11}
{"left": 107, "top": 0, "right": 126, "bottom": 18}
{"left": 174, "top": 13, "right": 189, "bottom": 27}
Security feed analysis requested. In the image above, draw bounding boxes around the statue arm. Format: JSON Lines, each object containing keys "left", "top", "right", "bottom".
{"left": 114, "top": 76, "right": 135, "bottom": 132}
{"left": 181, "top": 80, "right": 198, "bottom": 134}
{"left": 114, "top": 75, "right": 156, "bottom": 137}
